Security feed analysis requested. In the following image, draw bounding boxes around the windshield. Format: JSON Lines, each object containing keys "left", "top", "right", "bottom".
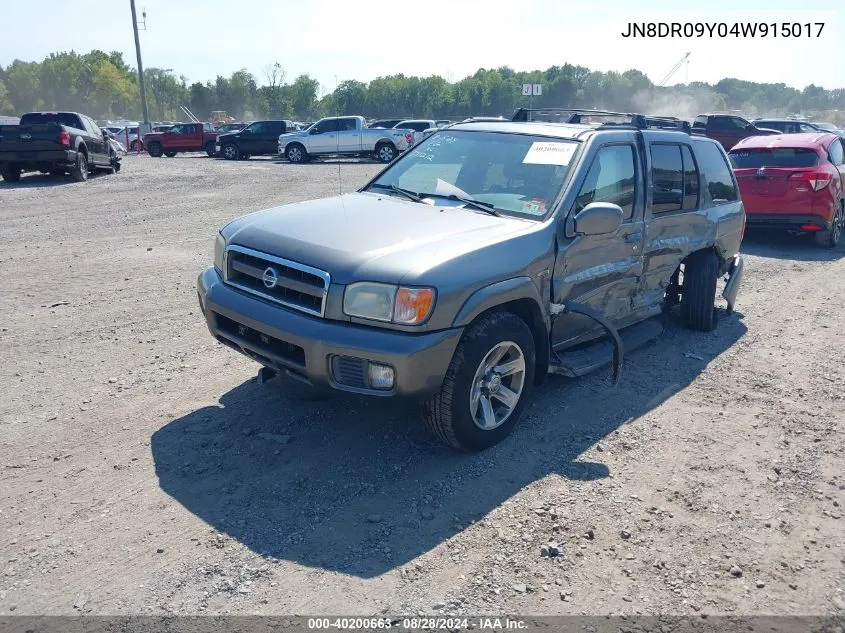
{"left": 729, "top": 148, "right": 819, "bottom": 168}
{"left": 366, "top": 130, "right": 578, "bottom": 218}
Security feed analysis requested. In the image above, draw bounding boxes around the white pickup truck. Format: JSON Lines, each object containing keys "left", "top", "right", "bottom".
{"left": 278, "top": 116, "right": 413, "bottom": 163}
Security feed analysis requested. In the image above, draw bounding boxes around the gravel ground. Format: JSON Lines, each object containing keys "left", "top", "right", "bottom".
{"left": 0, "top": 153, "right": 843, "bottom": 616}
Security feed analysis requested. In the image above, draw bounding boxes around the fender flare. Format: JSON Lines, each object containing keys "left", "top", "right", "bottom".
{"left": 451, "top": 277, "right": 548, "bottom": 328}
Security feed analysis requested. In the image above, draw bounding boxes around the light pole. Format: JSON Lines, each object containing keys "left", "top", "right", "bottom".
{"left": 130, "top": 0, "right": 150, "bottom": 130}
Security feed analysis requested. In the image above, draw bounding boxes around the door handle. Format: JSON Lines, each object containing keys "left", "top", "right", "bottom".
{"left": 624, "top": 232, "right": 642, "bottom": 243}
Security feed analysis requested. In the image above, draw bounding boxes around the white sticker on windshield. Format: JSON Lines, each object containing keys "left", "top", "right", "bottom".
{"left": 522, "top": 142, "right": 576, "bottom": 166}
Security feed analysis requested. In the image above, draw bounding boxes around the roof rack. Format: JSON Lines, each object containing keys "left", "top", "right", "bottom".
{"left": 510, "top": 108, "right": 691, "bottom": 134}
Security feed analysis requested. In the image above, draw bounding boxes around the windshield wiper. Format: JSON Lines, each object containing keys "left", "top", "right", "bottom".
{"left": 368, "top": 183, "right": 423, "bottom": 203}
{"left": 440, "top": 194, "right": 501, "bottom": 216}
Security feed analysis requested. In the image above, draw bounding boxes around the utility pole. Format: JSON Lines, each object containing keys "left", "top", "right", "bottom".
{"left": 130, "top": 0, "right": 150, "bottom": 129}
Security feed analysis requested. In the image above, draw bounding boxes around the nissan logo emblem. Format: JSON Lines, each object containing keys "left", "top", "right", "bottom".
{"left": 262, "top": 267, "right": 278, "bottom": 289}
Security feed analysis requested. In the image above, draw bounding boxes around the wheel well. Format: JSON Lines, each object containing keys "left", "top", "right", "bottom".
{"left": 286, "top": 141, "right": 304, "bottom": 153}
{"left": 376, "top": 139, "right": 395, "bottom": 148}
{"left": 474, "top": 299, "right": 549, "bottom": 386}
{"left": 77, "top": 144, "right": 88, "bottom": 158}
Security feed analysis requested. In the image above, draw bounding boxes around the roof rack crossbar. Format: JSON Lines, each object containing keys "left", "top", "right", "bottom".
{"left": 511, "top": 107, "right": 691, "bottom": 134}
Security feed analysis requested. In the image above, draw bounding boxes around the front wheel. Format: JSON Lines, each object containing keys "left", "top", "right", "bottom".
{"left": 205, "top": 142, "right": 216, "bottom": 157}
{"left": 421, "top": 311, "right": 535, "bottom": 452}
{"left": 815, "top": 203, "right": 843, "bottom": 248}
{"left": 286, "top": 144, "right": 307, "bottom": 163}
{"left": 221, "top": 144, "right": 239, "bottom": 160}
{"left": 375, "top": 142, "right": 396, "bottom": 163}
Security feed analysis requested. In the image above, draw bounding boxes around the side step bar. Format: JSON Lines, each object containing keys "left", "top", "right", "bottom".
{"left": 548, "top": 315, "right": 664, "bottom": 382}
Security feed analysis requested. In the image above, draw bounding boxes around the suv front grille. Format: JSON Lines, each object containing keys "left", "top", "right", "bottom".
{"left": 224, "top": 245, "right": 330, "bottom": 317}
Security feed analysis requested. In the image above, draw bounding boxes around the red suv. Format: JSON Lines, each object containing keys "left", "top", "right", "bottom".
{"left": 728, "top": 132, "right": 845, "bottom": 247}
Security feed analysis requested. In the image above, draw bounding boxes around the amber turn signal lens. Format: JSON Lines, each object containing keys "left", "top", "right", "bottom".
{"left": 393, "top": 287, "right": 434, "bottom": 324}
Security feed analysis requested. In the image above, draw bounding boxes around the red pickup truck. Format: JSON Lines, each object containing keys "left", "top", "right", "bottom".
{"left": 143, "top": 122, "right": 219, "bottom": 157}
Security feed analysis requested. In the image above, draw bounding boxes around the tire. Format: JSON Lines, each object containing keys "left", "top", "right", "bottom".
{"left": 421, "top": 311, "right": 536, "bottom": 452}
{"left": 375, "top": 142, "right": 396, "bottom": 163}
{"left": 130, "top": 140, "right": 140, "bottom": 152}
{"left": 147, "top": 142, "right": 163, "bottom": 158}
{"left": 164, "top": 151, "right": 177, "bottom": 158}
{"left": 222, "top": 144, "right": 239, "bottom": 160}
{"left": 814, "top": 202, "right": 843, "bottom": 248}
{"left": 680, "top": 250, "right": 719, "bottom": 332}
{"left": 1, "top": 165, "right": 21, "bottom": 182}
{"left": 286, "top": 143, "right": 306, "bottom": 163}
{"left": 205, "top": 142, "right": 216, "bottom": 157}
{"left": 70, "top": 153, "right": 88, "bottom": 182}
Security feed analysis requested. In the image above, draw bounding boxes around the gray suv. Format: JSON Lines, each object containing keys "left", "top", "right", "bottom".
{"left": 197, "top": 110, "right": 745, "bottom": 452}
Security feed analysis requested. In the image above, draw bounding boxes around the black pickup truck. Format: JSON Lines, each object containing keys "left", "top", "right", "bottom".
{"left": 0, "top": 111, "right": 119, "bottom": 183}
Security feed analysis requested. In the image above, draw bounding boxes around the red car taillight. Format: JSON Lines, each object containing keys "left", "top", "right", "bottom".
{"left": 59, "top": 130, "right": 71, "bottom": 147}
{"left": 405, "top": 132, "right": 413, "bottom": 144}
{"left": 789, "top": 170, "right": 831, "bottom": 191}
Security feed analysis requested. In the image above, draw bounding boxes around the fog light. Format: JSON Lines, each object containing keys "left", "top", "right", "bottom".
{"left": 368, "top": 363, "right": 395, "bottom": 390}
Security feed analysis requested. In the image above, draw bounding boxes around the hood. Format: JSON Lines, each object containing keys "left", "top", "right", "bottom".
{"left": 279, "top": 129, "right": 307, "bottom": 140}
{"left": 753, "top": 127, "right": 781, "bottom": 135}
{"left": 222, "top": 192, "right": 535, "bottom": 285}
{"left": 216, "top": 131, "right": 240, "bottom": 141}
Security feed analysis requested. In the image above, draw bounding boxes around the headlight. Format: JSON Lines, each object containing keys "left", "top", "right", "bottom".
{"left": 214, "top": 233, "right": 225, "bottom": 273}
{"left": 343, "top": 282, "right": 435, "bottom": 325}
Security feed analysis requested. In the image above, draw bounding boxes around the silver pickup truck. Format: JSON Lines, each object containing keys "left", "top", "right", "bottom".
{"left": 278, "top": 116, "right": 412, "bottom": 163}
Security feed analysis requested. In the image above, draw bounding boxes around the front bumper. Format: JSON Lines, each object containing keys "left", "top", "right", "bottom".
{"left": 197, "top": 267, "right": 462, "bottom": 398}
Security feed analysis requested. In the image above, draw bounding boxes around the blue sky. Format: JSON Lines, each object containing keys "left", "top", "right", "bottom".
{"left": 1, "top": 0, "right": 842, "bottom": 92}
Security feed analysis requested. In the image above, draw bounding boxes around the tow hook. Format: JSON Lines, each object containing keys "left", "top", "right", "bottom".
{"left": 549, "top": 302, "right": 624, "bottom": 385}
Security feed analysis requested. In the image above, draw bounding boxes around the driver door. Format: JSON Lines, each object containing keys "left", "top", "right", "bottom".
{"left": 551, "top": 142, "right": 645, "bottom": 350}
{"left": 308, "top": 119, "right": 339, "bottom": 154}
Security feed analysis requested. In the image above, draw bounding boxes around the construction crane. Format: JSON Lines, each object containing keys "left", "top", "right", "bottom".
{"left": 658, "top": 52, "right": 690, "bottom": 87}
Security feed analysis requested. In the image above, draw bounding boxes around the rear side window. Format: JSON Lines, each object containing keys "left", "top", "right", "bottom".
{"left": 338, "top": 118, "right": 358, "bottom": 131}
{"left": 695, "top": 142, "right": 739, "bottom": 204}
{"left": 574, "top": 144, "right": 637, "bottom": 220}
{"left": 681, "top": 146, "right": 700, "bottom": 209}
{"left": 728, "top": 148, "right": 820, "bottom": 168}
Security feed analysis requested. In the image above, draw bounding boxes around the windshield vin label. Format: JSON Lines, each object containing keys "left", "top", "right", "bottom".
{"left": 522, "top": 142, "right": 576, "bottom": 166}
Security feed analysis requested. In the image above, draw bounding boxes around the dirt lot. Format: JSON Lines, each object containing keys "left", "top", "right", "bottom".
{"left": 1, "top": 153, "right": 843, "bottom": 617}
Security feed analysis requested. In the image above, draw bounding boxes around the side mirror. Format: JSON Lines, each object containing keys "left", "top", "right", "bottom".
{"left": 310, "top": 128, "right": 320, "bottom": 135}
{"left": 573, "top": 202, "right": 623, "bottom": 236}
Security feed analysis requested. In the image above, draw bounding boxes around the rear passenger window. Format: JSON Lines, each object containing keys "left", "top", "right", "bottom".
{"left": 681, "top": 146, "right": 699, "bottom": 210}
{"left": 694, "top": 142, "right": 739, "bottom": 204}
{"left": 650, "top": 144, "right": 684, "bottom": 213}
{"left": 574, "top": 144, "right": 637, "bottom": 220}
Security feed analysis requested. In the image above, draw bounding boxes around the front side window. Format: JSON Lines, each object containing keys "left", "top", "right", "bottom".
{"left": 650, "top": 144, "right": 684, "bottom": 213}
{"left": 314, "top": 119, "right": 340, "bottom": 133}
{"left": 573, "top": 144, "right": 636, "bottom": 220}
{"left": 365, "top": 131, "right": 577, "bottom": 218}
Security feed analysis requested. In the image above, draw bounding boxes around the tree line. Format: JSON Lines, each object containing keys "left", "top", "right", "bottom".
{"left": 1, "top": 50, "right": 843, "bottom": 125}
